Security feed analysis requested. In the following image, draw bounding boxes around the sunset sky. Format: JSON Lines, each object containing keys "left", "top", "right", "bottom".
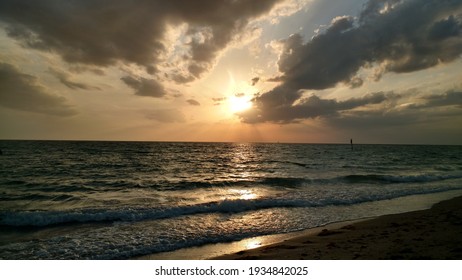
{"left": 1, "top": 0, "right": 461, "bottom": 144}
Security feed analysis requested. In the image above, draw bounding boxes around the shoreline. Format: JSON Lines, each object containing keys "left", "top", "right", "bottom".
{"left": 134, "top": 219, "right": 369, "bottom": 260}
{"left": 134, "top": 190, "right": 462, "bottom": 260}
{"left": 214, "top": 195, "right": 462, "bottom": 260}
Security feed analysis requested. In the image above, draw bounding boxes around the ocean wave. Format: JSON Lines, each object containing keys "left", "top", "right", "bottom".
{"left": 2, "top": 185, "right": 461, "bottom": 227}
{"left": 0, "top": 193, "right": 76, "bottom": 202}
{"left": 3, "top": 171, "right": 460, "bottom": 196}
{"left": 341, "top": 173, "right": 462, "bottom": 184}
{"left": 165, "top": 172, "right": 462, "bottom": 190}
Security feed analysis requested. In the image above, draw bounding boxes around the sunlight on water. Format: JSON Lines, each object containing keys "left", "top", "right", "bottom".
{"left": 244, "top": 238, "right": 263, "bottom": 250}
{"left": 229, "top": 189, "right": 257, "bottom": 200}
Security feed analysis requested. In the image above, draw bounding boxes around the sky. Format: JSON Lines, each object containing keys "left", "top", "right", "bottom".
{"left": 0, "top": 0, "right": 461, "bottom": 144}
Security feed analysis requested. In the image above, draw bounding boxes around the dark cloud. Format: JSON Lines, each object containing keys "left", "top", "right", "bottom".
{"left": 348, "top": 76, "right": 364, "bottom": 89}
{"left": 146, "top": 109, "right": 185, "bottom": 123}
{"left": 48, "top": 67, "right": 101, "bottom": 90}
{"left": 409, "top": 90, "right": 462, "bottom": 109}
{"left": 240, "top": 92, "right": 389, "bottom": 123}
{"left": 428, "top": 15, "right": 462, "bottom": 40}
{"left": 251, "top": 77, "right": 260, "bottom": 86}
{"left": 266, "top": 76, "right": 284, "bottom": 82}
{"left": 241, "top": 0, "right": 462, "bottom": 123}
{"left": 280, "top": 0, "right": 462, "bottom": 89}
{"left": 186, "top": 99, "right": 201, "bottom": 106}
{"left": 0, "top": 1, "right": 166, "bottom": 68}
{"left": 0, "top": 0, "right": 282, "bottom": 83}
{"left": 121, "top": 75, "right": 167, "bottom": 97}
{"left": 359, "top": 0, "right": 403, "bottom": 23}
{"left": 170, "top": 73, "right": 196, "bottom": 84}
{"left": 0, "top": 62, "right": 76, "bottom": 116}
{"left": 68, "top": 65, "right": 105, "bottom": 76}
{"left": 326, "top": 89, "right": 462, "bottom": 142}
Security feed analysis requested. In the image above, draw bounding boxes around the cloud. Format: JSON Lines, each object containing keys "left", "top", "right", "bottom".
{"left": 408, "top": 90, "right": 462, "bottom": 109}
{"left": 348, "top": 76, "right": 364, "bottom": 89}
{"left": 68, "top": 65, "right": 105, "bottom": 76}
{"left": 48, "top": 67, "right": 101, "bottom": 90}
{"left": 241, "top": 85, "right": 462, "bottom": 125}
{"left": 240, "top": 91, "right": 389, "bottom": 123}
{"left": 212, "top": 97, "right": 227, "bottom": 105}
{"left": 279, "top": 0, "right": 462, "bottom": 89}
{"left": 241, "top": 0, "right": 462, "bottom": 123}
{"left": 323, "top": 90, "right": 462, "bottom": 135}
{"left": 146, "top": 109, "right": 186, "bottom": 123}
{"left": 0, "top": 62, "right": 76, "bottom": 116}
{"left": 251, "top": 77, "right": 260, "bottom": 86}
{"left": 0, "top": 0, "right": 282, "bottom": 83}
{"left": 121, "top": 75, "right": 167, "bottom": 98}
{"left": 186, "top": 99, "right": 200, "bottom": 106}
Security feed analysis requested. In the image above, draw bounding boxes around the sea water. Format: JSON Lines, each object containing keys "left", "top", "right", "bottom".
{"left": 0, "top": 141, "right": 461, "bottom": 259}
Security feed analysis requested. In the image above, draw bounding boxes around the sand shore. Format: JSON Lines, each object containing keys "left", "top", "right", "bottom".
{"left": 214, "top": 196, "right": 462, "bottom": 260}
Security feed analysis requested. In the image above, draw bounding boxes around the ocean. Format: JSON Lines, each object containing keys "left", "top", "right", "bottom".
{"left": 0, "top": 140, "right": 461, "bottom": 259}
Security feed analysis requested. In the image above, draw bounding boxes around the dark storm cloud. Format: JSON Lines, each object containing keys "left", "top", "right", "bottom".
{"left": 121, "top": 75, "right": 167, "bottom": 98}
{"left": 241, "top": 0, "right": 462, "bottom": 123}
{"left": 48, "top": 68, "right": 101, "bottom": 91}
{"left": 0, "top": 62, "right": 76, "bottom": 116}
{"left": 428, "top": 15, "right": 462, "bottom": 40}
{"left": 0, "top": 0, "right": 282, "bottom": 83}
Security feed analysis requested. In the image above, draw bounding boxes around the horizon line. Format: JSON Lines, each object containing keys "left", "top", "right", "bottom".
{"left": 0, "top": 138, "right": 460, "bottom": 146}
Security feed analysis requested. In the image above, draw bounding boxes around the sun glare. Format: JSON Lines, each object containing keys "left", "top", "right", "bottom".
{"left": 233, "top": 189, "right": 257, "bottom": 200}
{"left": 229, "top": 95, "right": 252, "bottom": 113}
{"left": 226, "top": 71, "right": 256, "bottom": 114}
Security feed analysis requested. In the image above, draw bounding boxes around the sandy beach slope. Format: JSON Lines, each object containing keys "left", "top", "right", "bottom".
{"left": 215, "top": 196, "right": 462, "bottom": 260}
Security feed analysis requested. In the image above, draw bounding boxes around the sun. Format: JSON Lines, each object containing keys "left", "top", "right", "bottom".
{"left": 229, "top": 95, "right": 252, "bottom": 113}
{"left": 225, "top": 71, "right": 256, "bottom": 114}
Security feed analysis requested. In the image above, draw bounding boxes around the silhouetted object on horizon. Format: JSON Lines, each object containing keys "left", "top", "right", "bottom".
{"left": 350, "top": 139, "right": 353, "bottom": 150}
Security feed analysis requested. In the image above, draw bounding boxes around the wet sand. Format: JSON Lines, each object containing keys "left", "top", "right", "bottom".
{"left": 214, "top": 196, "right": 462, "bottom": 260}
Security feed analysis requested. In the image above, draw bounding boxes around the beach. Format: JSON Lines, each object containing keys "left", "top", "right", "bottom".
{"left": 215, "top": 195, "right": 462, "bottom": 260}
